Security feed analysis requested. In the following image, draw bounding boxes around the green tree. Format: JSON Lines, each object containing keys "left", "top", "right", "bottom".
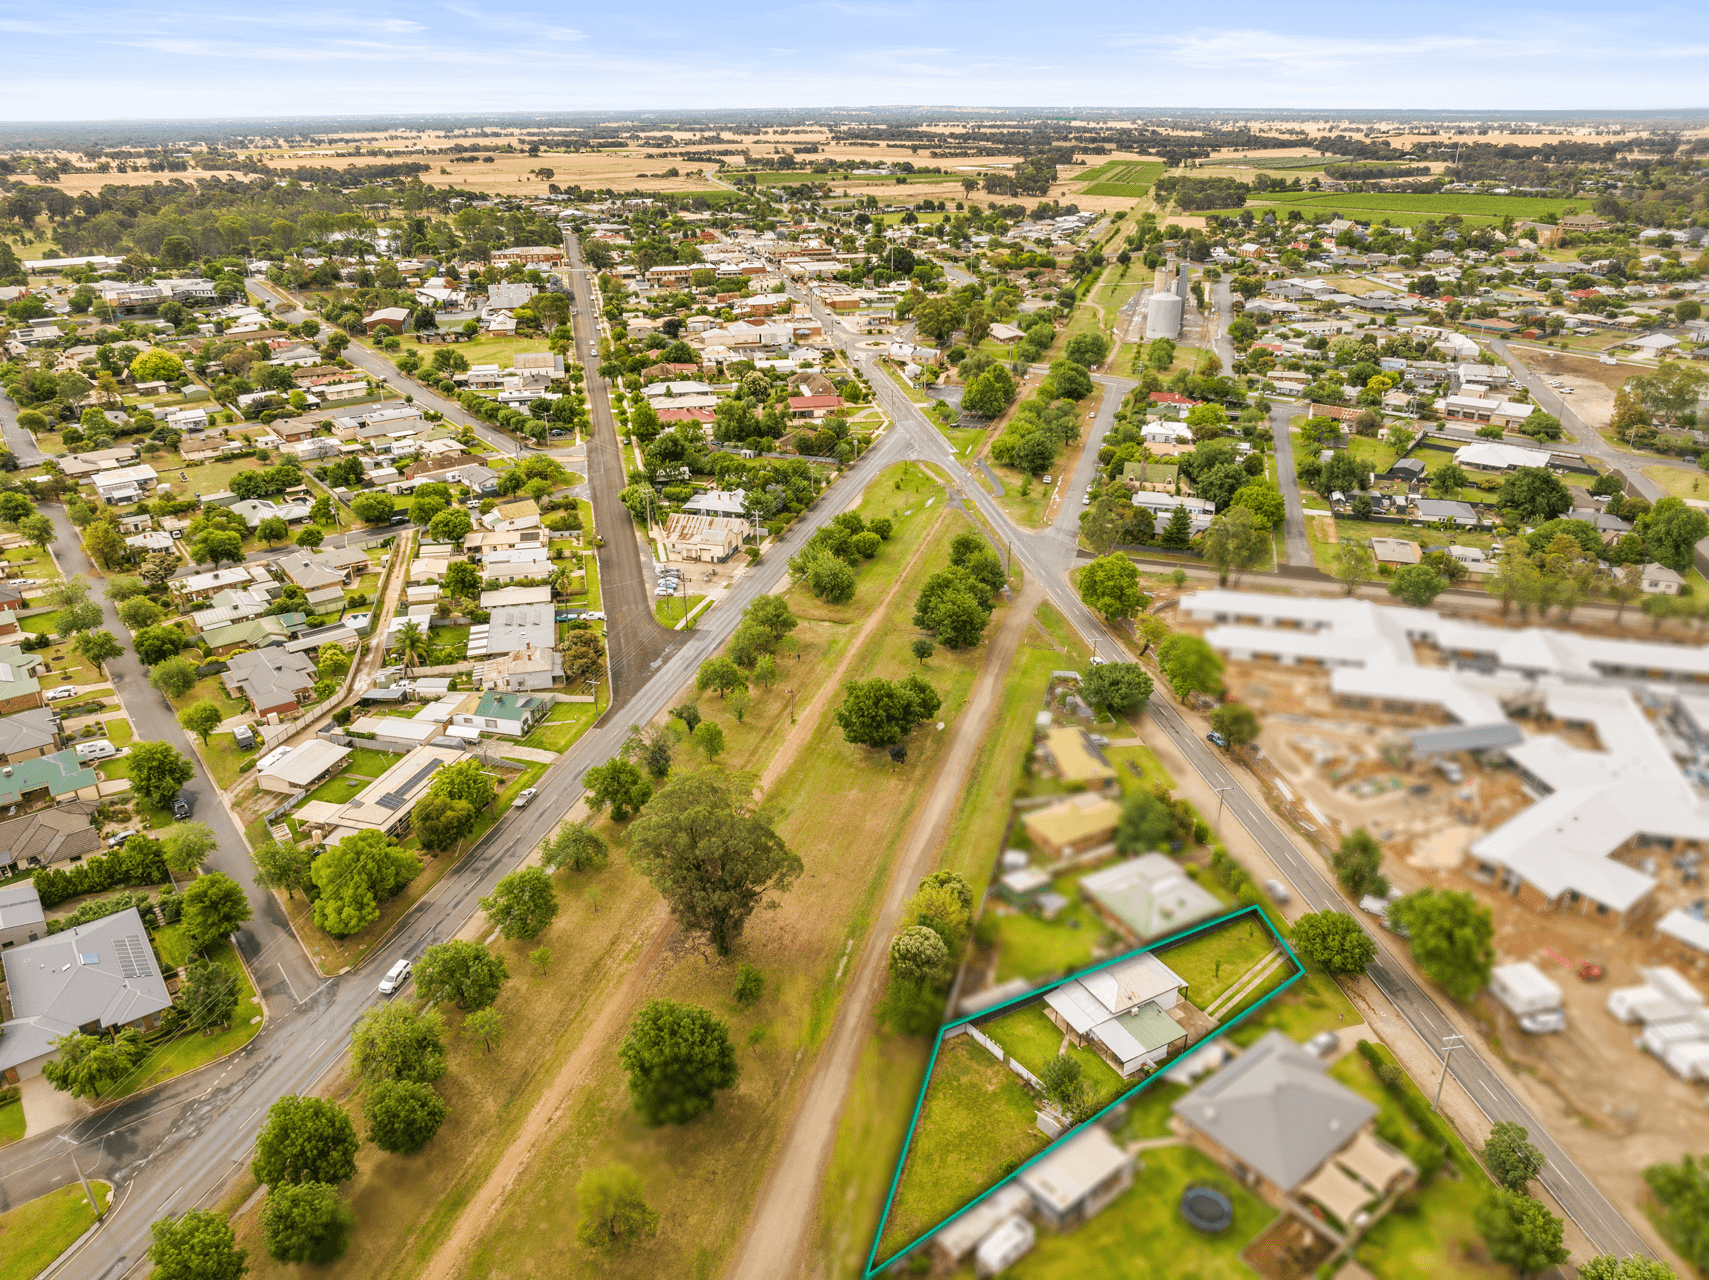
{"left": 1208, "top": 702, "right": 1260, "bottom": 747}
{"left": 543, "top": 821, "right": 608, "bottom": 873}
{"left": 1430, "top": 461, "right": 1469, "bottom": 495}
{"left": 295, "top": 525, "right": 324, "bottom": 549}
{"left": 734, "top": 963, "right": 764, "bottom": 1007}
{"left": 18, "top": 513, "right": 54, "bottom": 550}
{"left": 627, "top": 769, "right": 803, "bottom": 955}
{"left": 178, "top": 700, "right": 224, "bottom": 745}
{"left": 251, "top": 1094, "right": 359, "bottom": 1187}
{"left": 1333, "top": 541, "right": 1375, "bottom": 595}
{"left": 576, "top": 1164, "right": 660, "bottom": 1249}
{"left": 73, "top": 628, "right": 123, "bottom": 676}
{"left": 1331, "top": 827, "right": 1388, "bottom": 899}
{"left": 619, "top": 999, "right": 740, "bottom": 1125}
{"left": 149, "top": 1210, "right": 248, "bottom": 1280}
{"left": 161, "top": 821, "right": 218, "bottom": 875}
{"left": 117, "top": 594, "right": 166, "bottom": 630}
{"left": 1495, "top": 467, "right": 1571, "bottom": 523}
{"left": 363, "top": 1079, "right": 448, "bottom": 1154}
{"left": 1474, "top": 1187, "right": 1569, "bottom": 1274}
{"left": 182, "top": 871, "right": 252, "bottom": 948}
{"left": 349, "top": 1003, "right": 447, "bottom": 1084}
{"left": 696, "top": 655, "right": 748, "bottom": 699}
{"left": 1080, "top": 492, "right": 1133, "bottom": 556}
{"left": 1229, "top": 480, "right": 1285, "bottom": 524}
{"left": 1483, "top": 1121, "right": 1545, "bottom": 1193}
{"left": 1645, "top": 497, "right": 1709, "bottom": 574}
{"left": 1079, "top": 552, "right": 1143, "bottom": 621}
{"left": 351, "top": 491, "right": 398, "bottom": 525}
{"left": 180, "top": 955, "right": 242, "bottom": 1029}
{"left": 41, "top": 1028, "right": 145, "bottom": 1099}
{"left": 480, "top": 866, "right": 559, "bottom": 940}
{"left": 1646, "top": 1154, "right": 1709, "bottom": 1272}
{"left": 1576, "top": 1258, "right": 1677, "bottom": 1280}
{"left": 584, "top": 756, "right": 652, "bottom": 820}
{"left": 696, "top": 720, "right": 726, "bottom": 761}
{"left": 1389, "top": 563, "right": 1449, "bottom": 608}
{"left": 1388, "top": 888, "right": 1494, "bottom": 1002}
{"left": 414, "top": 939, "right": 508, "bottom": 1009}
{"left": 1114, "top": 790, "right": 1173, "bottom": 855}
{"left": 834, "top": 674, "right": 941, "bottom": 749}
{"left": 127, "top": 740, "right": 196, "bottom": 809}
{"left": 130, "top": 347, "right": 186, "bottom": 382}
{"left": 312, "top": 830, "right": 420, "bottom": 937}
{"left": 256, "top": 516, "right": 290, "bottom": 547}
{"left": 1156, "top": 634, "right": 1223, "bottom": 700}
{"left": 464, "top": 1006, "right": 503, "bottom": 1052}
{"left": 889, "top": 925, "right": 950, "bottom": 984}
{"left": 744, "top": 593, "right": 798, "bottom": 639}
{"left": 262, "top": 1181, "right": 353, "bottom": 1265}
{"left": 910, "top": 636, "right": 935, "bottom": 665}
{"left": 252, "top": 839, "right": 312, "bottom": 900}
{"left": 149, "top": 655, "right": 199, "bottom": 698}
{"left": 1290, "top": 911, "right": 1376, "bottom": 975}
{"left": 190, "top": 529, "right": 243, "bottom": 568}
{"left": 1082, "top": 662, "right": 1153, "bottom": 716}
{"left": 1200, "top": 506, "right": 1269, "bottom": 587}
{"left": 132, "top": 623, "right": 189, "bottom": 665}
{"left": 412, "top": 792, "right": 478, "bottom": 852}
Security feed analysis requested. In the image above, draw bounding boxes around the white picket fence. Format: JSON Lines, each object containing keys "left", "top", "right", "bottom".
{"left": 961, "top": 1022, "right": 1044, "bottom": 1091}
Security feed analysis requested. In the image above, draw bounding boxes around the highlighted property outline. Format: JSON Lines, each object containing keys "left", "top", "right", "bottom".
{"left": 865, "top": 904, "right": 1303, "bottom": 1276}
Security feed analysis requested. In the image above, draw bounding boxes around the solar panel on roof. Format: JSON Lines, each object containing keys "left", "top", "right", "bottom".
{"left": 375, "top": 758, "right": 441, "bottom": 811}
{"left": 115, "top": 934, "right": 151, "bottom": 978}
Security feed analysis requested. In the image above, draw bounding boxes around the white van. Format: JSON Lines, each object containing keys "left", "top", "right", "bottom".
{"left": 74, "top": 740, "right": 118, "bottom": 763}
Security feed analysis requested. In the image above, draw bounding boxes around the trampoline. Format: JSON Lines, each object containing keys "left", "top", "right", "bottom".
{"left": 1180, "top": 1185, "right": 1234, "bottom": 1233}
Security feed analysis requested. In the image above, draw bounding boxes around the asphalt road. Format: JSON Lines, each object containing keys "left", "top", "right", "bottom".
{"left": 1269, "top": 400, "right": 1315, "bottom": 567}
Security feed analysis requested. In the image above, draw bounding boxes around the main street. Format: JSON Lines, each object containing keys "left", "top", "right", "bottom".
{"left": 784, "top": 275, "right": 1655, "bottom": 1261}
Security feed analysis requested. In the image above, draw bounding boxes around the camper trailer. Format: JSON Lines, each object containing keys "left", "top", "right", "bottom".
{"left": 1489, "top": 962, "right": 1565, "bottom": 1033}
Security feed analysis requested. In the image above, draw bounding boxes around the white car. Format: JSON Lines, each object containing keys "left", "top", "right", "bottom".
{"left": 582, "top": 611, "right": 605, "bottom": 621}
{"left": 512, "top": 788, "right": 538, "bottom": 810}
{"left": 1041, "top": 475, "right": 1052, "bottom": 484}
{"left": 44, "top": 686, "right": 76, "bottom": 703}
{"left": 1561, "top": 387, "right": 1574, "bottom": 394}
{"left": 105, "top": 829, "right": 139, "bottom": 849}
{"left": 378, "top": 958, "right": 412, "bottom": 996}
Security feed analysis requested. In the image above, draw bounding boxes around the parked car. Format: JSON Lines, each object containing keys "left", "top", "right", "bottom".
{"left": 172, "top": 790, "right": 194, "bottom": 821}
{"left": 1306, "top": 1031, "right": 1339, "bottom": 1058}
{"left": 378, "top": 958, "right": 412, "bottom": 995}
{"left": 170, "top": 529, "right": 183, "bottom": 539}
{"left": 1263, "top": 878, "right": 1291, "bottom": 905}
{"left": 512, "top": 788, "right": 538, "bottom": 810}
{"left": 44, "top": 686, "right": 77, "bottom": 703}
{"left": 388, "top": 512, "right": 410, "bottom": 525}
{"left": 1041, "top": 475, "right": 1052, "bottom": 484}
{"left": 582, "top": 611, "right": 605, "bottom": 621}
{"left": 1207, "top": 730, "right": 1229, "bottom": 749}
{"left": 105, "top": 829, "right": 139, "bottom": 849}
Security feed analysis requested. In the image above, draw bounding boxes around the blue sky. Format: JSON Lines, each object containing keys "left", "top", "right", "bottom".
{"left": 2, "top": 2, "right": 1706, "bottom": 119}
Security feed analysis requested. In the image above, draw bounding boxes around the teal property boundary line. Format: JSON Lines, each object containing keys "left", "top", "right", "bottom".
{"left": 863, "top": 903, "right": 1304, "bottom": 1277}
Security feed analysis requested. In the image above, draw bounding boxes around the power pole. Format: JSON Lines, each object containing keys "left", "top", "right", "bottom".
{"left": 1432, "top": 1034, "right": 1466, "bottom": 1111}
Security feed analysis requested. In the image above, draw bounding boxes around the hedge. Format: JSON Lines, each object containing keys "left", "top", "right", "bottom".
{"left": 29, "top": 842, "right": 168, "bottom": 910}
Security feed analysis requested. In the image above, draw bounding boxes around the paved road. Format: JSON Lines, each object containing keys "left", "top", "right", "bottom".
{"left": 1269, "top": 400, "right": 1315, "bottom": 567}
{"left": 789, "top": 294, "right": 1656, "bottom": 1262}
{"left": 0, "top": 391, "right": 47, "bottom": 465}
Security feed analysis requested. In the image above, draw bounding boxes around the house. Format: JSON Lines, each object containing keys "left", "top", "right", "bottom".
{"left": 0, "top": 799, "right": 101, "bottom": 875}
{"left": 491, "top": 245, "right": 564, "bottom": 267}
{"left": 1643, "top": 563, "right": 1685, "bottom": 596}
{"left": 172, "top": 565, "right": 273, "bottom": 604}
{"left": 479, "top": 585, "right": 552, "bottom": 610}
{"left": 221, "top": 647, "right": 318, "bottom": 718}
{"left": 1130, "top": 492, "right": 1217, "bottom": 535}
{"left": 276, "top": 547, "right": 369, "bottom": 591}
{"left": 0, "top": 879, "right": 45, "bottom": 949}
{"left": 787, "top": 394, "right": 845, "bottom": 419}
{"left": 451, "top": 691, "right": 548, "bottom": 738}
{"left": 258, "top": 739, "right": 352, "bottom": 794}
{"left": 294, "top": 743, "right": 466, "bottom": 848}
{"left": 1036, "top": 727, "right": 1117, "bottom": 792}
{"left": 0, "top": 750, "right": 98, "bottom": 807}
{"left": 1017, "top": 1125, "right": 1136, "bottom": 1228}
{"left": 230, "top": 498, "right": 313, "bottom": 529}
{"left": 1023, "top": 793, "right": 1122, "bottom": 860}
{"left": 682, "top": 489, "right": 747, "bottom": 519}
{"left": 474, "top": 643, "right": 562, "bottom": 692}
{"left": 361, "top": 307, "right": 412, "bottom": 336}
{"left": 1414, "top": 498, "right": 1479, "bottom": 527}
{"left": 663, "top": 513, "right": 746, "bottom": 563}
{"left": 463, "top": 527, "right": 547, "bottom": 559}
{"left": 92, "top": 464, "right": 160, "bottom": 505}
{"left": 482, "top": 498, "right": 542, "bottom": 533}
{"left": 0, "top": 707, "right": 64, "bottom": 763}
{"left": 1042, "top": 950, "right": 1189, "bottom": 1077}
{"left": 0, "top": 907, "right": 174, "bottom": 1082}
{"left": 1369, "top": 537, "right": 1421, "bottom": 566}
{"left": 0, "top": 646, "right": 44, "bottom": 715}
{"left": 1442, "top": 397, "right": 1536, "bottom": 431}
{"left": 467, "top": 606, "right": 556, "bottom": 659}
{"left": 1173, "top": 1030, "right": 1415, "bottom": 1221}
{"left": 1079, "top": 854, "right": 1225, "bottom": 943}
{"left": 201, "top": 616, "right": 290, "bottom": 655}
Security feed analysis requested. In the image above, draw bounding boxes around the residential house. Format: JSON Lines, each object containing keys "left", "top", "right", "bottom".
{"left": 0, "top": 880, "right": 45, "bottom": 949}
{"left": 1079, "top": 854, "right": 1225, "bottom": 943}
{"left": 276, "top": 547, "right": 369, "bottom": 591}
{"left": 663, "top": 512, "right": 745, "bottom": 563}
{"left": 221, "top": 647, "right": 318, "bottom": 718}
{"left": 491, "top": 245, "right": 564, "bottom": 267}
{"left": 0, "top": 799, "right": 101, "bottom": 875}
{"left": 0, "top": 646, "right": 44, "bottom": 715}
{"left": 682, "top": 489, "right": 747, "bottom": 519}
{"left": 479, "top": 585, "right": 553, "bottom": 610}
{"left": 294, "top": 744, "right": 465, "bottom": 848}
{"left": 474, "top": 644, "right": 561, "bottom": 692}
{"left": 92, "top": 464, "right": 160, "bottom": 505}
{"left": 464, "top": 527, "right": 547, "bottom": 560}
{"left": 482, "top": 498, "right": 542, "bottom": 533}
{"left": 1643, "top": 563, "right": 1685, "bottom": 596}
{"left": 201, "top": 616, "right": 290, "bottom": 655}
{"left": 1043, "top": 950, "right": 1190, "bottom": 1077}
{"left": 0, "top": 750, "right": 100, "bottom": 808}
{"left": 451, "top": 692, "right": 548, "bottom": 738}
{"left": 230, "top": 497, "right": 313, "bottom": 529}
{"left": 0, "top": 907, "right": 174, "bottom": 1082}
{"left": 258, "top": 739, "right": 351, "bottom": 795}
{"left": 1037, "top": 727, "right": 1117, "bottom": 792}
{"left": 787, "top": 394, "right": 844, "bottom": 419}
{"left": 1173, "top": 1030, "right": 1415, "bottom": 1223}
{"left": 361, "top": 307, "right": 412, "bottom": 336}
{"left": 172, "top": 565, "right": 274, "bottom": 605}
{"left": 1369, "top": 537, "right": 1421, "bottom": 566}
{"left": 467, "top": 605, "right": 555, "bottom": 659}
{"left": 1442, "top": 397, "right": 1537, "bottom": 431}
{"left": 1023, "top": 793, "right": 1122, "bottom": 860}
{"left": 0, "top": 707, "right": 63, "bottom": 763}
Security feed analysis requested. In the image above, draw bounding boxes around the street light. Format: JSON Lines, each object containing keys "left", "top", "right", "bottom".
{"left": 1432, "top": 1033, "right": 1467, "bottom": 1111}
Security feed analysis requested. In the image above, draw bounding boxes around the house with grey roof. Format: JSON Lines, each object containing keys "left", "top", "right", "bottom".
{"left": 0, "top": 878, "right": 46, "bottom": 949}
{"left": 0, "top": 706, "right": 63, "bottom": 763}
{"left": 0, "top": 799, "right": 101, "bottom": 873}
{"left": 276, "top": 547, "right": 368, "bottom": 592}
{"left": 0, "top": 906, "right": 173, "bottom": 1080}
{"left": 1042, "top": 951, "right": 1189, "bottom": 1077}
{"left": 221, "top": 647, "right": 317, "bottom": 718}
{"left": 1172, "top": 1031, "right": 1414, "bottom": 1225}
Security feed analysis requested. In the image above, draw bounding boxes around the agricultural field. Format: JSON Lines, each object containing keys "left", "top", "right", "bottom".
{"left": 1212, "top": 190, "right": 1577, "bottom": 226}
{"left": 1077, "top": 160, "right": 1165, "bottom": 198}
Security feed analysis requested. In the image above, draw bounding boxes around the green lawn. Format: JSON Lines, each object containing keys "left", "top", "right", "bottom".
{"left": 1104, "top": 744, "right": 1176, "bottom": 793}
{"left": 654, "top": 593, "right": 705, "bottom": 627}
{"left": 1110, "top": 1077, "right": 1187, "bottom": 1142}
{"left": 992, "top": 895, "right": 1102, "bottom": 985}
{"left": 518, "top": 702, "right": 597, "bottom": 753}
{"left": 0, "top": 1097, "right": 24, "bottom": 1146}
{"left": 1341, "top": 1044, "right": 1506, "bottom": 1280}
{"left": 1226, "top": 960, "right": 1360, "bottom": 1048}
{"left": 981, "top": 1003, "right": 1127, "bottom": 1105}
{"left": 195, "top": 729, "right": 259, "bottom": 791}
{"left": 101, "top": 716, "right": 134, "bottom": 747}
{"left": 304, "top": 769, "right": 372, "bottom": 805}
{"left": 169, "top": 674, "right": 247, "bottom": 720}
{"left": 878, "top": 1038, "right": 1047, "bottom": 1262}
{"left": 1156, "top": 918, "right": 1278, "bottom": 1008}
{"left": 996, "top": 1144, "right": 1274, "bottom": 1280}
{"left": 0, "top": 1182, "right": 112, "bottom": 1280}
{"left": 115, "top": 936, "right": 261, "bottom": 1098}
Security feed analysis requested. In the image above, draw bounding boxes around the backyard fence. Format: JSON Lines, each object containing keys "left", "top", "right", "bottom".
{"left": 959, "top": 1020, "right": 1045, "bottom": 1091}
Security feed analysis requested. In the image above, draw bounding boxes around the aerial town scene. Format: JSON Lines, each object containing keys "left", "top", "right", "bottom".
{"left": 0, "top": 18, "right": 1707, "bottom": 1280}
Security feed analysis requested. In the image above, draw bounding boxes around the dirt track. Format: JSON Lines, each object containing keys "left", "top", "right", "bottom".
{"left": 726, "top": 581, "right": 1044, "bottom": 1280}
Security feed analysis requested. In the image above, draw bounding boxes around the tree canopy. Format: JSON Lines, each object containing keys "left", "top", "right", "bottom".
{"left": 834, "top": 674, "right": 942, "bottom": 749}
{"left": 1290, "top": 911, "right": 1376, "bottom": 975}
{"left": 413, "top": 940, "right": 508, "bottom": 1010}
{"left": 251, "top": 1094, "right": 359, "bottom": 1188}
{"left": 1388, "top": 888, "right": 1494, "bottom": 1002}
{"left": 619, "top": 999, "right": 740, "bottom": 1125}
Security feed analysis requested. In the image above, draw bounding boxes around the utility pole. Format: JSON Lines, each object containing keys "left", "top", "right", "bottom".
{"left": 62, "top": 1137, "right": 102, "bottom": 1220}
{"left": 1212, "top": 783, "right": 1232, "bottom": 826}
{"left": 1432, "top": 1034, "right": 1466, "bottom": 1111}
